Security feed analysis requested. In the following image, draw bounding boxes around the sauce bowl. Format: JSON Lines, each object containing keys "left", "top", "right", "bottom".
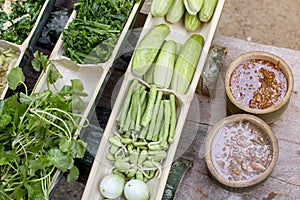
{"left": 205, "top": 114, "right": 279, "bottom": 191}
{"left": 225, "top": 51, "right": 294, "bottom": 124}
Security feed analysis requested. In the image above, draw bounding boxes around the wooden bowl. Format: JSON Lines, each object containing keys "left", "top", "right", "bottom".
{"left": 205, "top": 114, "right": 278, "bottom": 190}
{"left": 225, "top": 51, "right": 294, "bottom": 124}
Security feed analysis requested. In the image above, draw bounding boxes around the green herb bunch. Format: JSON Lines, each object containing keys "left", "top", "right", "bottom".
{"left": 62, "top": 0, "right": 136, "bottom": 64}
{"left": 0, "top": 52, "right": 88, "bottom": 200}
{"left": 0, "top": 0, "right": 45, "bottom": 44}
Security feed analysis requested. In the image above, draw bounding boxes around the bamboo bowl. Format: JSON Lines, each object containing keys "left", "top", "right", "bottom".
{"left": 205, "top": 114, "right": 279, "bottom": 190}
{"left": 225, "top": 51, "right": 294, "bottom": 124}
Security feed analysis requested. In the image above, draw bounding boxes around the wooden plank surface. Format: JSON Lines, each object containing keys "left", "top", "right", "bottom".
{"left": 175, "top": 35, "right": 300, "bottom": 200}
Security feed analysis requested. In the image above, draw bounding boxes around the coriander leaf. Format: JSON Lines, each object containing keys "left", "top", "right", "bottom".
{"left": 66, "top": 165, "right": 79, "bottom": 182}
{"left": 7, "top": 67, "right": 25, "bottom": 90}
{"left": 26, "top": 182, "right": 44, "bottom": 200}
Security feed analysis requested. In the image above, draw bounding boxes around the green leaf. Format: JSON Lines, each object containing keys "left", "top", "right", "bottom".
{"left": 71, "top": 94, "right": 86, "bottom": 111}
{"left": 71, "top": 79, "right": 87, "bottom": 96}
{"left": 26, "top": 181, "right": 44, "bottom": 200}
{"left": 66, "top": 165, "right": 79, "bottom": 182}
{"left": 31, "top": 51, "right": 49, "bottom": 72}
{"left": 47, "top": 149, "right": 73, "bottom": 172}
{"left": 75, "top": 139, "right": 87, "bottom": 158}
{"left": 47, "top": 63, "right": 62, "bottom": 84}
{"left": 0, "top": 114, "right": 11, "bottom": 128}
{"left": 59, "top": 138, "right": 72, "bottom": 153}
{"left": 0, "top": 145, "right": 16, "bottom": 165}
{"left": 13, "top": 186, "right": 27, "bottom": 200}
{"left": 7, "top": 67, "right": 25, "bottom": 90}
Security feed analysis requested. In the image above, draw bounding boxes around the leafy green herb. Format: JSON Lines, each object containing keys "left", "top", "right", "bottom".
{"left": 62, "top": 0, "right": 136, "bottom": 64}
{"left": 0, "top": 0, "right": 45, "bottom": 44}
{"left": 0, "top": 51, "right": 88, "bottom": 199}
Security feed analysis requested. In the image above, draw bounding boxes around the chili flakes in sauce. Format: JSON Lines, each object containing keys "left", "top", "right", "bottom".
{"left": 230, "top": 59, "right": 288, "bottom": 109}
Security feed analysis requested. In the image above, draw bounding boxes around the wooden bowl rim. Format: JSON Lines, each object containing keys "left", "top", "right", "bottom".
{"left": 225, "top": 51, "right": 294, "bottom": 114}
{"left": 205, "top": 114, "right": 279, "bottom": 188}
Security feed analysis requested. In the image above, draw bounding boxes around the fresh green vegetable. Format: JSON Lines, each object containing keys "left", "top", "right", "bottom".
{"left": 99, "top": 174, "right": 125, "bottom": 199}
{"left": 151, "top": 0, "right": 174, "bottom": 17}
{"left": 0, "top": 52, "right": 88, "bottom": 199}
{"left": 184, "top": 12, "right": 201, "bottom": 32}
{"left": 132, "top": 24, "right": 170, "bottom": 77}
{"left": 0, "top": 47, "right": 18, "bottom": 98}
{"left": 141, "top": 84, "right": 157, "bottom": 127}
{"left": 168, "top": 94, "right": 177, "bottom": 143}
{"left": 171, "top": 34, "right": 204, "bottom": 94}
{"left": 124, "top": 179, "right": 150, "bottom": 200}
{"left": 106, "top": 81, "right": 177, "bottom": 183}
{"left": 0, "top": 0, "right": 45, "bottom": 44}
{"left": 62, "top": 0, "right": 135, "bottom": 64}
{"left": 199, "top": 0, "right": 218, "bottom": 22}
{"left": 153, "top": 40, "right": 177, "bottom": 88}
{"left": 184, "top": 0, "right": 203, "bottom": 15}
{"left": 166, "top": 0, "right": 185, "bottom": 24}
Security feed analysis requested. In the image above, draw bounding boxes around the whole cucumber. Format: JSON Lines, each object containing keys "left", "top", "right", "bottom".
{"left": 184, "top": 0, "right": 203, "bottom": 15}
{"left": 184, "top": 12, "right": 201, "bottom": 32}
{"left": 199, "top": 0, "right": 218, "bottom": 22}
{"left": 166, "top": 0, "right": 185, "bottom": 24}
{"left": 151, "top": 0, "right": 174, "bottom": 17}
{"left": 132, "top": 24, "right": 170, "bottom": 77}
{"left": 171, "top": 34, "right": 204, "bottom": 94}
{"left": 153, "top": 40, "right": 177, "bottom": 88}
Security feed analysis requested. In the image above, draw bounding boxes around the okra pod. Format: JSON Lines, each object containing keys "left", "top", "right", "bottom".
{"left": 152, "top": 101, "right": 164, "bottom": 141}
{"left": 106, "top": 153, "right": 115, "bottom": 161}
{"left": 160, "top": 100, "right": 171, "bottom": 149}
{"left": 168, "top": 94, "right": 177, "bottom": 143}
{"left": 141, "top": 84, "right": 158, "bottom": 127}
{"left": 117, "top": 80, "right": 139, "bottom": 128}
{"left": 146, "top": 91, "right": 163, "bottom": 140}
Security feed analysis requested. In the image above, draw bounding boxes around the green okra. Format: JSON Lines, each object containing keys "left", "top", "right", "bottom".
{"left": 152, "top": 101, "right": 164, "bottom": 141}
{"left": 117, "top": 80, "right": 139, "bottom": 128}
{"left": 160, "top": 100, "right": 171, "bottom": 149}
{"left": 106, "top": 153, "right": 115, "bottom": 161}
{"left": 146, "top": 91, "right": 163, "bottom": 140}
{"left": 168, "top": 94, "right": 177, "bottom": 143}
{"left": 141, "top": 84, "right": 158, "bottom": 127}
{"left": 121, "top": 138, "right": 132, "bottom": 145}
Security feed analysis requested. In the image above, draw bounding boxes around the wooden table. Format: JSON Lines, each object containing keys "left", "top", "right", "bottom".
{"left": 173, "top": 35, "right": 300, "bottom": 200}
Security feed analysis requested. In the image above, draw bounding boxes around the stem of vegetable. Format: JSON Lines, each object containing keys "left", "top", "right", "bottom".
{"left": 168, "top": 94, "right": 177, "bottom": 143}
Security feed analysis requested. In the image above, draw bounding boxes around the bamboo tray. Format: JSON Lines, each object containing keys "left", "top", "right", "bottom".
{"left": 82, "top": 0, "right": 226, "bottom": 199}
{"left": 0, "top": 0, "right": 55, "bottom": 99}
{"left": 49, "top": 1, "right": 144, "bottom": 69}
